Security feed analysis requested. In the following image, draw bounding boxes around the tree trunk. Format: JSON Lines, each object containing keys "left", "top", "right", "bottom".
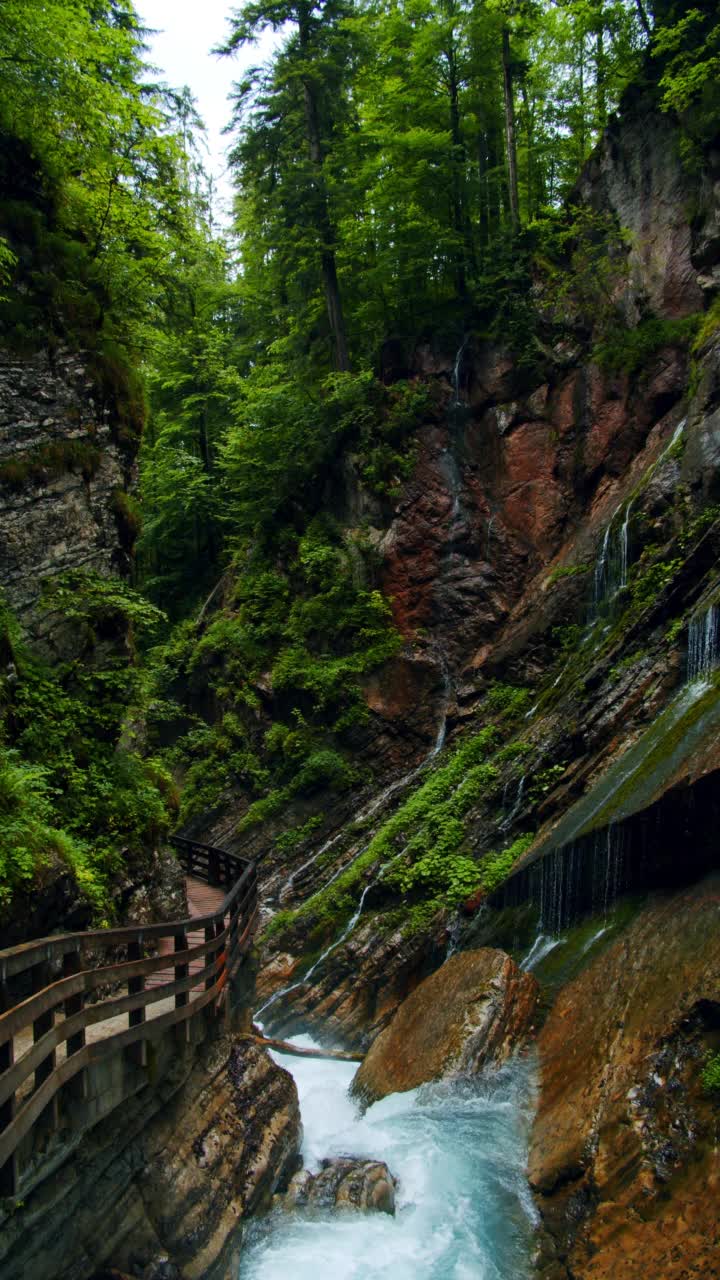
{"left": 477, "top": 131, "right": 490, "bottom": 248}
{"left": 633, "top": 0, "right": 652, "bottom": 39}
{"left": 501, "top": 26, "right": 520, "bottom": 233}
{"left": 298, "top": 14, "right": 350, "bottom": 373}
{"left": 447, "top": 46, "right": 467, "bottom": 298}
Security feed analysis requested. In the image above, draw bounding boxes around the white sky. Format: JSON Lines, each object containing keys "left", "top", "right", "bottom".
{"left": 136, "top": 0, "right": 279, "bottom": 225}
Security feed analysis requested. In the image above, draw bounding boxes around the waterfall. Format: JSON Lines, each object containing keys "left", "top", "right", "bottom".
{"left": 501, "top": 774, "right": 526, "bottom": 831}
{"left": 590, "top": 503, "right": 633, "bottom": 619}
{"left": 619, "top": 499, "right": 633, "bottom": 590}
{"left": 590, "top": 418, "right": 686, "bottom": 622}
{"left": 531, "top": 824, "right": 626, "bottom": 936}
{"left": 687, "top": 603, "right": 720, "bottom": 684}
{"left": 451, "top": 335, "right": 470, "bottom": 406}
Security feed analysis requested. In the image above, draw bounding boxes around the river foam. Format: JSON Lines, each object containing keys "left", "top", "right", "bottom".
{"left": 239, "top": 1035, "right": 537, "bottom": 1280}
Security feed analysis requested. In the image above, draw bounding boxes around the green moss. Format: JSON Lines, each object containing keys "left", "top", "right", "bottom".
{"left": 546, "top": 563, "right": 591, "bottom": 586}
{"left": 0, "top": 438, "right": 102, "bottom": 490}
{"left": 692, "top": 297, "right": 720, "bottom": 355}
{"left": 111, "top": 487, "right": 142, "bottom": 550}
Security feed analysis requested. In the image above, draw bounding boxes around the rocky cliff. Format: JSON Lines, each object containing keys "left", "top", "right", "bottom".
{"left": 0, "top": 1032, "right": 302, "bottom": 1280}
{"left": 0, "top": 346, "right": 135, "bottom": 652}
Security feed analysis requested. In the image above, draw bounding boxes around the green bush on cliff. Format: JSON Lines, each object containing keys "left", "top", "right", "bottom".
{"left": 0, "top": 751, "right": 100, "bottom": 909}
{"left": 264, "top": 725, "right": 502, "bottom": 939}
{"left": 479, "top": 833, "right": 535, "bottom": 894}
{"left": 701, "top": 1052, "right": 720, "bottom": 1094}
{"left": 594, "top": 314, "right": 700, "bottom": 376}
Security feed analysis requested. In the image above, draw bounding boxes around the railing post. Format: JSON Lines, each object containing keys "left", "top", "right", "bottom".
{"left": 126, "top": 937, "right": 147, "bottom": 1067}
{"left": 174, "top": 929, "right": 190, "bottom": 1044}
{"left": 0, "top": 1033, "right": 17, "bottom": 1198}
{"left": 205, "top": 922, "right": 218, "bottom": 992}
{"left": 62, "top": 950, "right": 87, "bottom": 1101}
{"left": 32, "top": 960, "right": 59, "bottom": 1130}
{"left": 208, "top": 845, "right": 219, "bottom": 885}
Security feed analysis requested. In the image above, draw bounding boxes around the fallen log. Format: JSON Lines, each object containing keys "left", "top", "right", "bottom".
{"left": 239, "top": 1032, "right": 363, "bottom": 1063}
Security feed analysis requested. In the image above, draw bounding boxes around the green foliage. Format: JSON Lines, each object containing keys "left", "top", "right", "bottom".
{"left": 629, "top": 553, "right": 683, "bottom": 610}
{"left": 484, "top": 683, "right": 532, "bottom": 719}
{"left": 267, "top": 724, "right": 501, "bottom": 938}
{"left": 0, "top": 750, "right": 96, "bottom": 908}
{"left": 594, "top": 313, "right": 701, "bottom": 376}
{"left": 701, "top": 1052, "right": 720, "bottom": 1093}
{"left": 0, "top": 585, "right": 174, "bottom": 918}
{"left": 160, "top": 512, "right": 402, "bottom": 825}
{"left": 0, "top": 0, "right": 195, "bottom": 422}
{"left": 41, "top": 569, "right": 167, "bottom": 639}
{"left": 479, "top": 833, "right": 534, "bottom": 894}
{"left": 528, "top": 763, "right": 567, "bottom": 804}
{"left": 552, "top": 623, "right": 585, "bottom": 653}
{"left": 547, "top": 563, "right": 591, "bottom": 586}
{"left": 652, "top": 7, "right": 720, "bottom": 145}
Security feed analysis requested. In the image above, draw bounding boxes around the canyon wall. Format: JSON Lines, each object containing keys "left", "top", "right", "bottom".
{"left": 0, "top": 346, "right": 134, "bottom": 652}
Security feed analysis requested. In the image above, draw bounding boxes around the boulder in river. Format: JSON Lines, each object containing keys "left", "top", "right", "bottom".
{"left": 283, "top": 1157, "right": 397, "bottom": 1215}
{"left": 352, "top": 948, "right": 538, "bottom": 1105}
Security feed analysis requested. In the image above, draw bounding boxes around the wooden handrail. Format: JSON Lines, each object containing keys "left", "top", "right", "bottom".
{"left": 0, "top": 836, "right": 260, "bottom": 1200}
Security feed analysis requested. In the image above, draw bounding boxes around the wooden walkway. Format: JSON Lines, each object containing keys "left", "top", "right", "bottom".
{"left": 0, "top": 838, "right": 258, "bottom": 1200}
{"left": 148, "top": 876, "right": 226, "bottom": 989}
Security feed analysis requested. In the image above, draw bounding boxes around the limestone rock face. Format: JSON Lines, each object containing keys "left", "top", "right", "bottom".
{"left": 0, "top": 347, "right": 133, "bottom": 654}
{"left": 530, "top": 875, "right": 720, "bottom": 1280}
{"left": 0, "top": 1037, "right": 302, "bottom": 1280}
{"left": 284, "top": 1157, "right": 397, "bottom": 1215}
{"left": 352, "top": 948, "right": 538, "bottom": 1106}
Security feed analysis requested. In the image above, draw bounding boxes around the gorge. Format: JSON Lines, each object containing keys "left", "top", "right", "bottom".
{"left": 1, "top": 1, "right": 720, "bottom": 1278}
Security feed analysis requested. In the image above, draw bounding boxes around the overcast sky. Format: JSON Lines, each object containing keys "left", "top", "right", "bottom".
{"left": 136, "top": 0, "right": 278, "bottom": 224}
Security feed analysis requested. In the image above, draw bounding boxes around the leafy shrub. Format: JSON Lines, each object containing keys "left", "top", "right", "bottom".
{"left": 701, "top": 1052, "right": 720, "bottom": 1093}
{"left": 479, "top": 833, "right": 535, "bottom": 894}
{"left": 594, "top": 314, "right": 700, "bottom": 376}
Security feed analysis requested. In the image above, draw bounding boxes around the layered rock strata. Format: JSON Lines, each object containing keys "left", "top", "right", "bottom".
{"left": 0, "top": 1036, "right": 301, "bottom": 1280}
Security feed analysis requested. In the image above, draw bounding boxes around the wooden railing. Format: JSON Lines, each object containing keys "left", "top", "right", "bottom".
{"left": 0, "top": 837, "right": 258, "bottom": 1200}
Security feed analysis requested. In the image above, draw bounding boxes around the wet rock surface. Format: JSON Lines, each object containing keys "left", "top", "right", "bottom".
{"left": 257, "top": 908, "right": 448, "bottom": 1053}
{"left": 530, "top": 875, "right": 720, "bottom": 1280}
{"left": 352, "top": 949, "right": 538, "bottom": 1106}
{"left": 283, "top": 1157, "right": 397, "bottom": 1215}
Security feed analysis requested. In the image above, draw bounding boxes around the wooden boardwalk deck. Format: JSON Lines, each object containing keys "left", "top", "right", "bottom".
{"left": 16, "top": 877, "right": 229, "bottom": 1091}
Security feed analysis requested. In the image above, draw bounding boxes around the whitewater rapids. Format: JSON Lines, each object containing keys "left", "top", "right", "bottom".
{"left": 239, "top": 1034, "right": 537, "bottom": 1279}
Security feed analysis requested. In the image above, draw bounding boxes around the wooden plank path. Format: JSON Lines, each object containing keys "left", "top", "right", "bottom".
{"left": 0, "top": 838, "right": 259, "bottom": 1201}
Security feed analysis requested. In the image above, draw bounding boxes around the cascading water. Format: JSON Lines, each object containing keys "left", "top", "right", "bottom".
{"left": 240, "top": 1038, "right": 537, "bottom": 1280}
{"left": 687, "top": 602, "right": 720, "bottom": 683}
{"left": 501, "top": 774, "right": 526, "bottom": 832}
{"left": 590, "top": 502, "right": 633, "bottom": 619}
{"left": 590, "top": 417, "right": 686, "bottom": 622}
{"left": 533, "top": 823, "right": 626, "bottom": 936}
